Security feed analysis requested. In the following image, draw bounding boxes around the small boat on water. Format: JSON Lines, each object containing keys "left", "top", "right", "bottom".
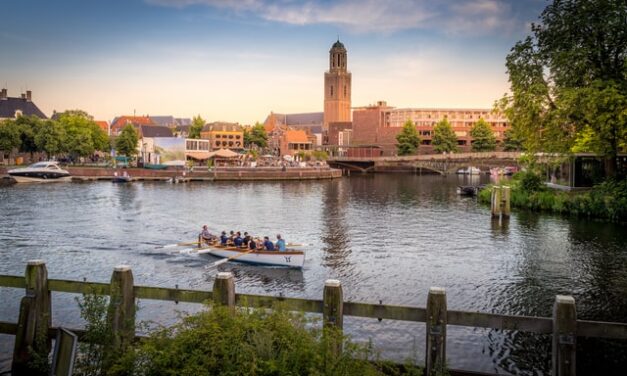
{"left": 456, "top": 166, "right": 482, "bottom": 175}
{"left": 197, "top": 243, "right": 305, "bottom": 268}
{"left": 457, "top": 184, "right": 485, "bottom": 196}
{"left": 8, "top": 161, "right": 71, "bottom": 183}
{"left": 112, "top": 172, "right": 132, "bottom": 183}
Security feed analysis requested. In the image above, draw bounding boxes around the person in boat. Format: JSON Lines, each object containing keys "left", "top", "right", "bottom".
{"left": 243, "top": 232, "right": 251, "bottom": 247}
{"left": 248, "top": 237, "right": 257, "bottom": 250}
{"left": 263, "top": 236, "right": 275, "bottom": 251}
{"left": 228, "top": 231, "right": 235, "bottom": 245}
{"left": 275, "top": 234, "right": 286, "bottom": 252}
{"left": 220, "top": 231, "right": 228, "bottom": 246}
{"left": 233, "top": 232, "right": 244, "bottom": 247}
{"left": 200, "top": 225, "right": 214, "bottom": 245}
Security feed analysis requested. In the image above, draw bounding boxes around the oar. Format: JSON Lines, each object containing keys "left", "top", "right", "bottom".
{"left": 177, "top": 244, "right": 212, "bottom": 254}
{"left": 157, "top": 241, "right": 200, "bottom": 249}
{"left": 287, "top": 242, "right": 310, "bottom": 247}
{"left": 205, "top": 249, "right": 257, "bottom": 269}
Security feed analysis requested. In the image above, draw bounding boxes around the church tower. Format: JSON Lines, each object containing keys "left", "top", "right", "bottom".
{"left": 324, "top": 39, "right": 351, "bottom": 133}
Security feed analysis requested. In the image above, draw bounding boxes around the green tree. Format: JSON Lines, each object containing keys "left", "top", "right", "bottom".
{"left": 57, "top": 111, "right": 109, "bottom": 158}
{"left": 499, "top": 0, "right": 627, "bottom": 177}
{"left": 432, "top": 118, "right": 458, "bottom": 153}
{"left": 188, "top": 115, "right": 205, "bottom": 139}
{"left": 470, "top": 118, "right": 497, "bottom": 152}
{"left": 396, "top": 120, "right": 421, "bottom": 156}
{"left": 35, "top": 120, "right": 66, "bottom": 158}
{"left": 244, "top": 122, "right": 268, "bottom": 148}
{"left": 14, "top": 115, "right": 43, "bottom": 155}
{"left": 115, "top": 124, "right": 139, "bottom": 157}
{"left": 0, "top": 120, "right": 21, "bottom": 158}
{"left": 502, "top": 128, "right": 523, "bottom": 151}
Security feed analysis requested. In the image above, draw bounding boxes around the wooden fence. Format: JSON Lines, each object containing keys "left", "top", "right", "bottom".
{"left": 1, "top": 261, "right": 627, "bottom": 375}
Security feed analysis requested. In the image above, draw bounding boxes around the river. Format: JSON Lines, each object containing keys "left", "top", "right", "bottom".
{"left": 1, "top": 174, "right": 626, "bottom": 375}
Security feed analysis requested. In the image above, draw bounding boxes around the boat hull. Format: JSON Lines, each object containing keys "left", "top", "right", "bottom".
{"left": 199, "top": 245, "right": 305, "bottom": 268}
{"left": 9, "top": 174, "right": 72, "bottom": 183}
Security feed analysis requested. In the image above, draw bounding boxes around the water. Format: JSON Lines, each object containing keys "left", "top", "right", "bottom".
{"left": 1, "top": 175, "right": 626, "bottom": 374}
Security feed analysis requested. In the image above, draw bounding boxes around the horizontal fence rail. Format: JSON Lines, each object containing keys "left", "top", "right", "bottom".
{"left": 2, "top": 262, "right": 627, "bottom": 376}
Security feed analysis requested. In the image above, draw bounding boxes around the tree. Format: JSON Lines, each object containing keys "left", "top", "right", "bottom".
{"left": 0, "top": 120, "right": 21, "bottom": 158}
{"left": 500, "top": 0, "right": 627, "bottom": 177}
{"left": 502, "top": 128, "right": 523, "bottom": 151}
{"left": 470, "top": 118, "right": 497, "bottom": 152}
{"left": 244, "top": 122, "right": 268, "bottom": 148}
{"left": 14, "top": 115, "right": 43, "bottom": 155}
{"left": 396, "top": 120, "right": 420, "bottom": 156}
{"left": 432, "top": 118, "right": 458, "bottom": 153}
{"left": 115, "top": 125, "right": 139, "bottom": 157}
{"left": 35, "top": 120, "right": 66, "bottom": 158}
{"left": 57, "top": 111, "right": 109, "bottom": 158}
{"left": 189, "top": 115, "right": 205, "bottom": 139}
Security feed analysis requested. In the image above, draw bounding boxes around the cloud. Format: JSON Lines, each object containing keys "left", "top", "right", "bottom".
{"left": 145, "top": 0, "right": 524, "bottom": 35}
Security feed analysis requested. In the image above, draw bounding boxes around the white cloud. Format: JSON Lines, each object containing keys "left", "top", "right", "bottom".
{"left": 145, "top": 0, "right": 523, "bottom": 35}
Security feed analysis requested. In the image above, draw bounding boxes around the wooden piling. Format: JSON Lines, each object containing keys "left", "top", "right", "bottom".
{"left": 502, "top": 186, "right": 511, "bottom": 218}
{"left": 106, "top": 265, "right": 136, "bottom": 355}
{"left": 491, "top": 186, "right": 502, "bottom": 218}
{"left": 553, "top": 295, "right": 576, "bottom": 376}
{"left": 425, "top": 287, "right": 447, "bottom": 376}
{"left": 12, "top": 259, "right": 51, "bottom": 375}
{"left": 323, "top": 279, "right": 344, "bottom": 356}
{"left": 213, "top": 272, "right": 235, "bottom": 308}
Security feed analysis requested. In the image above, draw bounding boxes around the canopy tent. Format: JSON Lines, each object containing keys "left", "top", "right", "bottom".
{"left": 186, "top": 152, "right": 211, "bottom": 161}
{"left": 207, "top": 148, "right": 240, "bottom": 159}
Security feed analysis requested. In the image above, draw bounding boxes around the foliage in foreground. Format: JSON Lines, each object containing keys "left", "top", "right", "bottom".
{"left": 479, "top": 171, "right": 627, "bottom": 222}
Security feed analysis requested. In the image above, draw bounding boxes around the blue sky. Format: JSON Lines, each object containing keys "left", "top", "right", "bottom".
{"left": 0, "top": 0, "right": 547, "bottom": 124}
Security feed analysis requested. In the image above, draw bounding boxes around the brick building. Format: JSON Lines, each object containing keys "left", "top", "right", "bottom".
{"left": 200, "top": 122, "right": 244, "bottom": 151}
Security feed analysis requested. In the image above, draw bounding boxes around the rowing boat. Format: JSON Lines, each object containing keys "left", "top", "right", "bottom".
{"left": 196, "top": 243, "right": 305, "bottom": 268}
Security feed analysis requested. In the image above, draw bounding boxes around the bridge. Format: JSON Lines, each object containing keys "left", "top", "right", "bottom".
{"left": 327, "top": 152, "right": 522, "bottom": 174}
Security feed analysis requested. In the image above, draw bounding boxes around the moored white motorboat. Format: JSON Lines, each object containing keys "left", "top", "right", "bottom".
{"left": 456, "top": 166, "right": 482, "bottom": 175}
{"left": 197, "top": 244, "right": 305, "bottom": 268}
{"left": 8, "top": 161, "right": 71, "bottom": 183}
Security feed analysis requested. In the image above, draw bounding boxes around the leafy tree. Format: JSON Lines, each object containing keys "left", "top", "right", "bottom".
{"left": 396, "top": 120, "right": 421, "bottom": 156}
{"left": 432, "top": 118, "right": 458, "bottom": 153}
{"left": 470, "top": 118, "right": 497, "bottom": 152}
{"left": 35, "top": 120, "right": 66, "bottom": 158}
{"left": 14, "top": 115, "right": 43, "bottom": 155}
{"left": 115, "top": 124, "right": 139, "bottom": 157}
{"left": 499, "top": 0, "right": 627, "bottom": 177}
{"left": 571, "top": 125, "right": 596, "bottom": 153}
{"left": 189, "top": 115, "right": 205, "bottom": 139}
{"left": 0, "top": 120, "right": 21, "bottom": 158}
{"left": 244, "top": 122, "right": 268, "bottom": 148}
{"left": 503, "top": 128, "right": 523, "bottom": 151}
{"left": 57, "top": 111, "right": 109, "bottom": 158}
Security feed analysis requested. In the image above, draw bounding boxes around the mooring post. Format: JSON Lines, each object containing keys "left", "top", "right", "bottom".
{"left": 106, "top": 265, "right": 136, "bottom": 356}
{"left": 425, "top": 287, "right": 447, "bottom": 376}
{"left": 552, "top": 295, "right": 577, "bottom": 376}
{"left": 491, "top": 186, "right": 502, "bottom": 218}
{"left": 502, "top": 186, "right": 511, "bottom": 218}
{"left": 213, "top": 272, "right": 235, "bottom": 308}
{"left": 323, "top": 279, "right": 344, "bottom": 356}
{"left": 12, "top": 260, "right": 51, "bottom": 375}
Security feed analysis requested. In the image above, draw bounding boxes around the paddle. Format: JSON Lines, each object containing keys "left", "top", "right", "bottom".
{"left": 157, "top": 241, "right": 200, "bottom": 249}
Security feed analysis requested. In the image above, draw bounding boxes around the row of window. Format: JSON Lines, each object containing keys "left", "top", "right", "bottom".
{"left": 215, "top": 141, "right": 242, "bottom": 147}
{"left": 213, "top": 134, "right": 241, "bottom": 139}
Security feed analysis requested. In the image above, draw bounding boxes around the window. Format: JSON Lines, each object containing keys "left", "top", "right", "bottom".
{"left": 215, "top": 141, "right": 220, "bottom": 146}
{"left": 330, "top": 86, "right": 333, "bottom": 97}
{"left": 344, "top": 85, "right": 346, "bottom": 97}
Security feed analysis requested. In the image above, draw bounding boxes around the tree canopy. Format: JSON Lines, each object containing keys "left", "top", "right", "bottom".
{"left": 0, "top": 120, "right": 21, "bottom": 157}
{"left": 396, "top": 120, "right": 421, "bottom": 156}
{"left": 115, "top": 125, "right": 139, "bottom": 157}
{"left": 244, "top": 122, "right": 268, "bottom": 148}
{"left": 432, "top": 118, "right": 458, "bottom": 153}
{"left": 57, "top": 111, "right": 109, "bottom": 158}
{"left": 189, "top": 115, "right": 205, "bottom": 139}
{"left": 470, "top": 118, "right": 497, "bottom": 152}
{"left": 499, "top": 0, "right": 627, "bottom": 176}
{"left": 35, "top": 120, "right": 66, "bottom": 158}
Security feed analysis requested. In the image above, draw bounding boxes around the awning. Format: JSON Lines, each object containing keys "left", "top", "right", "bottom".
{"left": 186, "top": 152, "right": 211, "bottom": 160}
{"left": 208, "top": 148, "right": 240, "bottom": 158}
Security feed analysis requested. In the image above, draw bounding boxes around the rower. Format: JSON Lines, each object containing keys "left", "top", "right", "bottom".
{"left": 243, "top": 232, "right": 251, "bottom": 246}
{"left": 248, "top": 238, "right": 257, "bottom": 250}
{"left": 263, "top": 236, "right": 275, "bottom": 251}
{"left": 275, "top": 234, "right": 286, "bottom": 252}
{"left": 220, "top": 231, "right": 228, "bottom": 246}
{"left": 199, "top": 225, "right": 214, "bottom": 245}
{"left": 233, "top": 232, "right": 244, "bottom": 247}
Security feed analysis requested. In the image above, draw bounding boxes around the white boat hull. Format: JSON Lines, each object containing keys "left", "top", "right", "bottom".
{"left": 198, "top": 246, "right": 305, "bottom": 268}
{"left": 10, "top": 175, "right": 72, "bottom": 183}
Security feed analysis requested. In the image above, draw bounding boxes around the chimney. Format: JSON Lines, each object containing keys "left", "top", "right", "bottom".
{"left": 0, "top": 88, "right": 6, "bottom": 100}
{"left": 26, "top": 90, "right": 32, "bottom": 102}
{"left": 21, "top": 93, "right": 26, "bottom": 100}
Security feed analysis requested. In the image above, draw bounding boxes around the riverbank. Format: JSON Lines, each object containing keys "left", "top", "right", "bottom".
{"left": 0, "top": 166, "right": 342, "bottom": 182}
{"left": 479, "top": 173, "right": 627, "bottom": 222}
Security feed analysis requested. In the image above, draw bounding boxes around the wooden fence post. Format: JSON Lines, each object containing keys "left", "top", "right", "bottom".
{"left": 502, "top": 186, "right": 511, "bottom": 218}
{"left": 12, "top": 259, "right": 51, "bottom": 375}
{"left": 323, "top": 279, "right": 344, "bottom": 357}
{"left": 491, "top": 186, "right": 502, "bottom": 218}
{"left": 106, "top": 265, "right": 135, "bottom": 356}
{"left": 553, "top": 295, "right": 577, "bottom": 376}
{"left": 213, "top": 272, "right": 235, "bottom": 308}
{"left": 425, "top": 287, "right": 447, "bottom": 376}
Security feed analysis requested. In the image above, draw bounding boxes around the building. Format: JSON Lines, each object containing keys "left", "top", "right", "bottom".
{"left": 0, "top": 89, "right": 47, "bottom": 120}
{"left": 110, "top": 116, "right": 155, "bottom": 136}
{"left": 279, "top": 129, "right": 313, "bottom": 156}
{"left": 351, "top": 101, "right": 510, "bottom": 155}
{"left": 200, "top": 122, "right": 244, "bottom": 151}
{"left": 263, "top": 112, "right": 323, "bottom": 149}
{"left": 323, "top": 40, "right": 351, "bottom": 132}
{"left": 94, "top": 121, "right": 109, "bottom": 134}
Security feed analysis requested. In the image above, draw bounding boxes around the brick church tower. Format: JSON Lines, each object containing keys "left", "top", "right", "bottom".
{"left": 324, "top": 39, "right": 352, "bottom": 134}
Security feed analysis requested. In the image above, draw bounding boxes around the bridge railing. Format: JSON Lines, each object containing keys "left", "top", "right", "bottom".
{"left": 1, "top": 260, "right": 626, "bottom": 376}
{"left": 330, "top": 151, "right": 522, "bottom": 162}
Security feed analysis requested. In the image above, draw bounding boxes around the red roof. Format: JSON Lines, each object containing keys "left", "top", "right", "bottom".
{"left": 94, "top": 121, "right": 109, "bottom": 132}
{"left": 284, "top": 130, "right": 310, "bottom": 143}
{"left": 111, "top": 116, "right": 154, "bottom": 135}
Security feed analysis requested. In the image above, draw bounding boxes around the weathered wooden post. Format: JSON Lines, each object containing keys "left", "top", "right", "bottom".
{"left": 425, "top": 287, "right": 447, "bottom": 376}
{"left": 552, "top": 295, "right": 577, "bottom": 376}
{"left": 502, "top": 186, "right": 511, "bottom": 218}
{"left": 12, "top": 259, "right": 52, "bottom": 375}
{"left": 323, "top": 279, "right": 344, "bottom": 356}
{"left": 213, "top": 272, "right": 235, "bottom": 308}
{"left": 106, "top": 265, "right": 136, "bottom": 356}
{"left": 491, "top": 186, "right": 502, "bottom": 218}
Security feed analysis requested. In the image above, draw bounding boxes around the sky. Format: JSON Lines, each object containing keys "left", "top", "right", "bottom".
{"left": 0, "top": 0, "right": 547, "bottom": 124}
